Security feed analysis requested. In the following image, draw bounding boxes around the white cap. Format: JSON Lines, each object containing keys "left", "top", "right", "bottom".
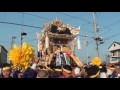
{"left": 31, "top": 63, "right": 37, "bottom": 70}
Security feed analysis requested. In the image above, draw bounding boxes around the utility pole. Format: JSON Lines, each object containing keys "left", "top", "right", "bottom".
{"left": 21, "top": 12, "right": 25, "bottom": 48}
{"left": 10, "top": 36, "right": 16, "bottom": 65}
{"left": 93, "top": 12, "right": 99, "bottom": 57}
{"left": 86, "top": 33, "right": 88, "bottom": 65}
{"left": 21, "top": 31, "right": 27, "bottom": 47}
{"left": 11, "top": 37, "right": 14, "bottom": 49}
{"left": 21, "top": 32, "right": 23, "bottom": 48}
{"left": 11, "top": 36, "right": 16, "bottom": 49}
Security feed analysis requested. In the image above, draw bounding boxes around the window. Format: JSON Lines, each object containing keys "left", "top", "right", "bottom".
{"left": 110, "top": 57, "right": 120, "bottom": 62}
{"left": 113, "top": 52, "right": 115, "bottom": 56}
{"left": 114, "top": 44, "right": 116, "bottom": 47}
{"left": 111, "top": 57, "right": 117, "bottom": 61}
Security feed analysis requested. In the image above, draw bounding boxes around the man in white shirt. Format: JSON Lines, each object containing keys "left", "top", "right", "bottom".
{"left": 106, "top": 68, "right": 113, "bottom": 78}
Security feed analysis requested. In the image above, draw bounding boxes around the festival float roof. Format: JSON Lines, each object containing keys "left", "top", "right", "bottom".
{"left": 38, "top": 17, "right": 80, "bottom": 46}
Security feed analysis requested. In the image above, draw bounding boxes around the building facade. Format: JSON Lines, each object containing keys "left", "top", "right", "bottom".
{"left": 108, "top": 42, "right": 120, "bottom": 64}
{"left": 0, "top": 45, "right": 8, "bottom": 64}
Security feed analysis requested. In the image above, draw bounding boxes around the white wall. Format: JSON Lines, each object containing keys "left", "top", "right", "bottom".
{"left": 0, "top": 46, "right": 7, "bottom": 64}
{"left": 108, "top": 43, "right": 120, "bottom": 52}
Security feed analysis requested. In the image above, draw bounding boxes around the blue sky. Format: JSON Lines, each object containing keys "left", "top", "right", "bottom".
{"left": 0, "top": 12, "right": 120, "bottom": 63}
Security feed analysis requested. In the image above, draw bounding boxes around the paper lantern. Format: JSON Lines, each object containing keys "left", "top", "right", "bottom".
{"left": 45, "top": 34, "right": 49, "bottom": 49}
{"left": 77, "top": 38, "right": 81, "bottom": 49}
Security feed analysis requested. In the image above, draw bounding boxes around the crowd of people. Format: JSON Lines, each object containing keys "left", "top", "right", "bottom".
{"left": 0, "top": 41, "right": 120, "bottom": 78}
{"left": 0, "top": 56, "right": 120, "bottom": 78}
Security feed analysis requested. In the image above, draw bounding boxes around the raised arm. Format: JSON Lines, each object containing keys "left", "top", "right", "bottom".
{"left": 70, "top": 54, "right": 83, "bottom": 68}
{"left": 71, "top": 40, "right": 76, "bottom": 55}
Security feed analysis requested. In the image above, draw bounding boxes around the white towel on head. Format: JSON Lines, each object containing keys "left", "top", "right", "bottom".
{"left": 107, "top": 69, "right": 113, "bottom": 76}
{"left": 75, "top": 67, "right": 81, "bottom": 76}
{"left": 31, "top": 63, "right": 37, "bottom": 70}
{"left": 77, "top": 38, "right": 81, "bottom": 49}
{"left": 100, "top": 72, "right": 107, "bottom": 78}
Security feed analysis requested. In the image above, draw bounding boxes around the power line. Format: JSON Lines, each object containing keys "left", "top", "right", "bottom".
{"left": 55, "top": 12, "right": 92, "bottom": 23}
{"left": 78, "top": 34, "right": 94, "bottom": 39}
{"left": 81, "top": 22, "right": 92, "bottom": 27}
{"left": 99, "top": 19, "right": 120, "bottom": 36}
{"left": 18, "top": 12, "right": 118, "bottom": 36}
{"left": 86, "top": 32, "right": 120, "bottom": 45}
{"left": 99, "top": 28, "right": 112, "bottom": 36}
{"left": 19, "top": 12, "right": 87, "bottom": 28}
{"left": 0, "top": 21, "right": 43, "bottom": 29}
{"left": 0, "top": 40, "right": 10, "bottom": 44}
{"left": 56, "top": 12, "right": 94, "bottom": 33}
{"left": 18, "top": 12, "right": 52, "bottom": 21}
{"left": 104, "top": 32, "right": 120, "bottom": 40}
{"left": 18, "top": 12, "right": 95, "bottom": 34}
{"left": 56, "top": 12, "right": 119, "bottom": 36}
{"left": 55, "top": 12, "right": 98, "bottom": 34}
{"left": 0, "top": 20, "right": 96, "bottom": 45}
{"left": 26, "top": 39, "right": 38, "bottom": 42}
{"left": 22, "top": 12, "right": 24, "bottom": 29}
{"left": 81, "top": 28, "right": 95, "bottom": 34}
{"left": 20, "top": 12, "right": 95, "bottom": 34}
